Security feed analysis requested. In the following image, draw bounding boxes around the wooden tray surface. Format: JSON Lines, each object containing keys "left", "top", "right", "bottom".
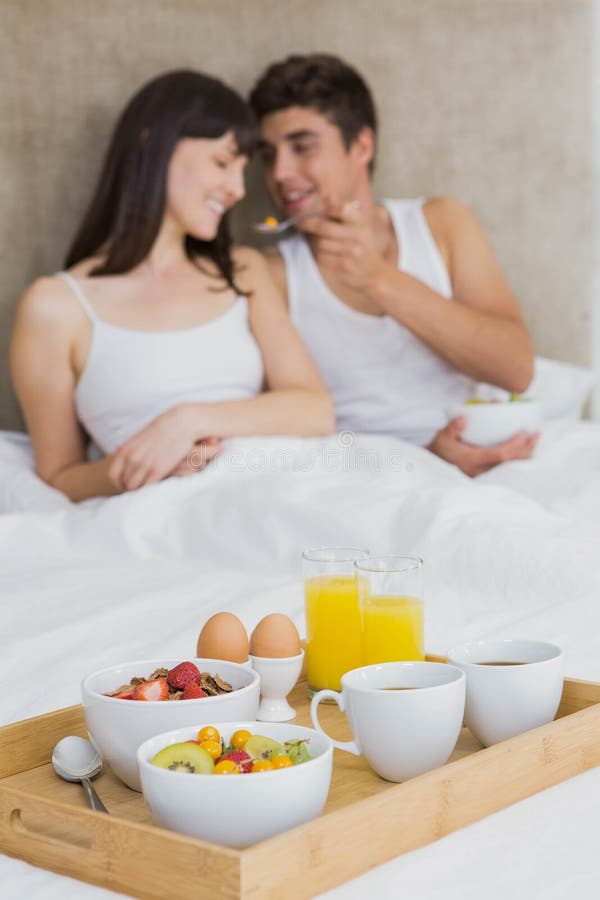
{"left": 1, "top": 675, "right": 600, "bottom": 900}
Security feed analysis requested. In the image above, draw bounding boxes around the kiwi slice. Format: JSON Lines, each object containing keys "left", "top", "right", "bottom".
{"left": 244, "top": 735, "right": 284, "bottom": 760}
{"left": 151, "top": 742, "right": 215, "bottom": 774}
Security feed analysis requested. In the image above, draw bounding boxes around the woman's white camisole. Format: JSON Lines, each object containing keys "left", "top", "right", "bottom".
{"left": 58, "top": 271, "right": 264, "bottom": 455}
{"left": 279, "top": 198, "right": 475, "bottom": 446}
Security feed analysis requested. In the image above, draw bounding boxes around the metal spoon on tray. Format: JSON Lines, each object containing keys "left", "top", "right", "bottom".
{"left": 52, "top": 735, "right": 108, "bottom": 813}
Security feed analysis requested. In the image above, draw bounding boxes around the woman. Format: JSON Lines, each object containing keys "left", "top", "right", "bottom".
{"left": 10, "top": 70, "right": 334, "bottom": 502}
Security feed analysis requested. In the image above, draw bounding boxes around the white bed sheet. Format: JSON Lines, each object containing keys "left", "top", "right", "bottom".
{"left": 1, "top": 422, "right": 600, "bottom": 899}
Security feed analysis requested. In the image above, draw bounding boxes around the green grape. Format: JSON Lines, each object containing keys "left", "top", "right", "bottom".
{"left": 283, "top": 738, "right": 312, "bottom": 765}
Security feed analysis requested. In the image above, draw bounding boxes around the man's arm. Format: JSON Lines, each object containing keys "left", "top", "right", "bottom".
{"left": 266, "top": 213, "right": 538, "bottom": 476}
{"left": 304, "top": 197, "right": 534, "bottom": 393}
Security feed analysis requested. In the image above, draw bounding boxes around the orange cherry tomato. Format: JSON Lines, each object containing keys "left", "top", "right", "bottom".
{"left": 197, "top": 725, "right": 221, "bottom": 745}
{"left": 230, "top": 729, "right": 252, "bottom": 750}
{"left": 199, "top": 739, "right": 222, "bottom": 760}
{"left": 214, "top": 759, "right": 240, "bottom": 775}
{"left": 271, "top": 754, "right": 293, "bottom": 769}
{"left": 251, "top": 759, "right": 274, "bottom": 773}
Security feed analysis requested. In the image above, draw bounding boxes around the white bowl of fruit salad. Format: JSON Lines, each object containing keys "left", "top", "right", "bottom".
{"left": 450, "top": 395, "right": 542, "bottom": 447}
{"left": 81, "top": 658, "right": 260, "bottom": 791}
{"left": 137, "top": 721, "right": 333, "bottom": 847}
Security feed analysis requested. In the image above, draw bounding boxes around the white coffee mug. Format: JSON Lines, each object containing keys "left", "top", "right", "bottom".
{"left": 310, "top": 661, "right": 465, "bottom": 782}
{"left": 446, "top": 639, "right": 564, "bottom": 747}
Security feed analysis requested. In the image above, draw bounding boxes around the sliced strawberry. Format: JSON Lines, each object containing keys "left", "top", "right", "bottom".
{"left": 132, "top": 678, "right": 169, "bottom": 701}
{"left": 220, "top": 749, "right": 252, "bottom": 773}
{"left": 167, "top": 662, "right": 201, "bottom": 691}
{"left": 181, "top": 683, "right": 208, "bottom": 700}
{"left": 104, "top": 683, "right": 135, "bottom": 699}
{"left": 114, "top": 688, "right": 134, "bottom": 700}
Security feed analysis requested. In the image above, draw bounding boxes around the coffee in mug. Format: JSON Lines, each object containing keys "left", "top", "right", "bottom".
{"left": 447, "top": 639, "right": 563, "bottom": 747}
{"left": 310, "top": 661, "right": 465, "bottom": 782}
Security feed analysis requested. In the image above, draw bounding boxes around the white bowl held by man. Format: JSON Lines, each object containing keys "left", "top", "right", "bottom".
{"left": 449, "top": 399, "right": 542, "bottom": 446}
{"left": 447, "top": 639, "right": 564, "bottom": 747}
{"left": 311, "top": 661, "right": 465, "bottom": 782}
{"left": 81, "top": 658, "right": 260, "bottom": 791}
{"left": 138, "top": 721, "right": 333, "bottom": 848}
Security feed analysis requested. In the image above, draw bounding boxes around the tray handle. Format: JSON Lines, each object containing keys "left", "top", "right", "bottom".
{"left": 0, "top": 785, "right": 241, "bottom": 899}
{"left": 9, "top": 806, "right": 93, "bottom": 849}
{"left": 0, "top": 788, "right": 114, "bottom": 880}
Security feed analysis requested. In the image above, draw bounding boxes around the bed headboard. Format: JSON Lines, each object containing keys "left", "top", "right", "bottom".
{"left": 1, "top": 0, "right": 598, "bottom": 429}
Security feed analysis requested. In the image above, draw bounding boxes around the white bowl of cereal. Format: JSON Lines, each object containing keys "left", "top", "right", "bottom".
{"left": 81, "top": 658, "right": 260, "bottom": 791}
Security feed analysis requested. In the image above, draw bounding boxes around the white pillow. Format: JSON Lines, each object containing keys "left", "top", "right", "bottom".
{"left": 528, "top": 357, "right": 597, "bottom": 420}
{"left": 474, "top": 357, "right": 597, "bottom": 421}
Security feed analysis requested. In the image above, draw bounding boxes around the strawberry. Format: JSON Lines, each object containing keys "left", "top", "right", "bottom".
{"left": 132, "top": 678, "right": 169, "bottom": 701}
{"left": 104, "top": 683, "right": 135, "bottom": 700}
{"left": 114, "top": 688, "right": 134, "bottom": 700}
{"left": 219, "top": 749, "right": 252, "bottom": 773}
{"left": 167, "top": 662, "right": 201, "bottom": 691}
{"left": 181, "top": 683, "right": 208, "bottom": 700}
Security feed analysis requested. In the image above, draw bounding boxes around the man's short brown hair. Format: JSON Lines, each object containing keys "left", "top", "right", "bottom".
{"left": 249, "top": 54, "right": 377, "bottom": 171}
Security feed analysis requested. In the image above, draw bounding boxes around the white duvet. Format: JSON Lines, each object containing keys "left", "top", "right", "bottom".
{"left": 1, "top": 421, "right": 600, "bottom": 899}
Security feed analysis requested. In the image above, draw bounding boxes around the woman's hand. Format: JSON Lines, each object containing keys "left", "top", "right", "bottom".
{"left": 108, "top": 406, "right": 218, "bottom": 491}
{"left": 170, "top": 438, "right": 222, "bottom": 477}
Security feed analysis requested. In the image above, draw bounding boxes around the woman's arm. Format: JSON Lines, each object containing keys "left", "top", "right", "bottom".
{"left": 180, "top": 247, "right": 335, "bottom": 439}
{"left": 108, "top": 250, "right": 335, "bottom": 489}
{"left": 9, "top": 277, "right": 125, "bottom": 502}
{"left": 188, "top": 246, "right": 335, "bottom": 436}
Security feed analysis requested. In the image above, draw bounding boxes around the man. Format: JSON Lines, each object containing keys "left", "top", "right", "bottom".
{"left": 249, "top": 54, "right": 538, "bottom": 476}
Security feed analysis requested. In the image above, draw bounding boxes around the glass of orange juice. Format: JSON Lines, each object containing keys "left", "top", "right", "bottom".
{"left": 302, "top": 547, "right": 369, "bottom": 694}
{"left": 355, "top": 556, "right": 424, "bottom": 665}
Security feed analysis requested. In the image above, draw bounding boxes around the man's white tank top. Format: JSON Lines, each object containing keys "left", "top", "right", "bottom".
{"left": 279, "top": 198, "right": 474, "bottom": 446}
{"left": 58, "top": 272, "right": 264, "bottom": 455}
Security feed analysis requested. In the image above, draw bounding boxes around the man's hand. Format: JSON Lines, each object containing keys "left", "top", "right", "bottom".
{"left": 302, "top": 199, "right": 388, "bottom": 294}
{"left": 428, "top": 417, "right": 539, "bottom": 477}
{"left": 108, "top": 406, "right": 219, "bottom": 491}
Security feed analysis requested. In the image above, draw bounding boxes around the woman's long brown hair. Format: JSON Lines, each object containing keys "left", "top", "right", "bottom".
{"left": 66, "top": 69, "right": 256, "bottom": 293}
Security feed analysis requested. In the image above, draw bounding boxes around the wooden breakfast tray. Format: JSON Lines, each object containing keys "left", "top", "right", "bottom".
{"left": 2, "top": 671, "right": 600, "bottom": 900}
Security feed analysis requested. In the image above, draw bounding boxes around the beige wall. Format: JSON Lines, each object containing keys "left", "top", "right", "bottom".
{"left": 1, "top": 0, "right": 598, "bottom": 429}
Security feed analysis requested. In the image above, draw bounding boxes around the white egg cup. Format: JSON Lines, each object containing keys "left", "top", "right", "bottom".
{"left": 250, "top": 650, "right": 304, "bottom": 722}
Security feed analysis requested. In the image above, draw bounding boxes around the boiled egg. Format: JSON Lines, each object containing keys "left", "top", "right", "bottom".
{"left": 196, "top": 612, "right": 249, "bottom": 663}
{"left": 249, "top": 613, "right": 301, "bottom": 659}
